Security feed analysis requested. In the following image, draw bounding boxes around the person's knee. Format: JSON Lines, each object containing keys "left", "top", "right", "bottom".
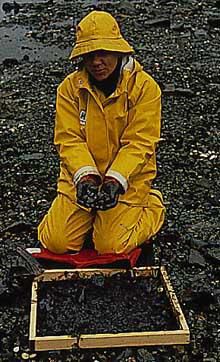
{"left": 38, "top": 212, "right": 87, "bottom": 254}
{"left": 38, "top": 216, "right": 68, "bottom": 254}
{"left": 45, "top": 232, "right": 68, "bottom": 254}
{"left": 38, "top": 194, "right": 93, "bottom": 254}
{"left": 93, "top": 232, "right": 112, "bottom": 253}
{"left": 94, "top": 234, "right": 137, "bottom": 254}
{"left": 93, "top": 229, "right": 134, "bottom": 254}
{"left": 93, "top": 215, "right": 136, "bottom": 254}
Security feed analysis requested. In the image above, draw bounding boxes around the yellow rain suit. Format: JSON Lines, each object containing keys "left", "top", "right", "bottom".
{"left": 38, "top": 56, "right": 165, "bottom": 254}
{"left": 38, "top": 11, "right": 165, "bottom": 254}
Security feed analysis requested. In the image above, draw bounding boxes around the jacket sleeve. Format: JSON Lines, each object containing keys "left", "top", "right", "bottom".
{"left": 106, "top": 75, "right": 161, "bottom": 191}
{"left": 54, "top": 76, "right": 101, "bottom": 184}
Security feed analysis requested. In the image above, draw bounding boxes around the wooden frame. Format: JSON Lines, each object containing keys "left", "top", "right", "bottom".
{"left": 29, "top": 266, "right": 190, "bottom": 351}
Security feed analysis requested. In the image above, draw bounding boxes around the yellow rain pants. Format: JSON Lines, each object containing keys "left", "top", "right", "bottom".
{"left": 38, "top": 189, "right": 165, "bottom": 254}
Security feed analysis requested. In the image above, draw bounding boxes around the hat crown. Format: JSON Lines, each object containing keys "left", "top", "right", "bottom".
{"left": 76, "top": 11, "right": 122, "bottom": 43}
{"left": 70, "top": 10, "right": 133, "bottom": 59}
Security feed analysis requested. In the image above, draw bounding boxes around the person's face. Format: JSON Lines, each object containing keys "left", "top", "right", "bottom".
{"left": 83, "top": 50, "right": 119, "bottom": 81}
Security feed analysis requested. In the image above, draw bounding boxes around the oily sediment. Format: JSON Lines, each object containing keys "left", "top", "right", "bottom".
{"left": 37, "top": 275, "right": 178, "bottom": 336}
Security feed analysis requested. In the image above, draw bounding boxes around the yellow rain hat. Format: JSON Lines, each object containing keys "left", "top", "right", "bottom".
{"left": 69, "top": 11, "right": 134, "bottom": 59}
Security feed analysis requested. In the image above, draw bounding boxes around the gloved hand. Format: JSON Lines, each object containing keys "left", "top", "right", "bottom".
{"left": 76, "top": 175, "right": 100, "bottom": 208}
{"left": 95, "top": 177, "right": 124, "bottom": 211}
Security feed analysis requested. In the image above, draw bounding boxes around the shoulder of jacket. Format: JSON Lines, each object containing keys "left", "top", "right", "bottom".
{"left": 63, "top": 70, "right": 84, "bottom": 87}
{"left": 131, "top": 60, "right": 155, "bottom": 83}
{"left": 123, "top": 59, "right": 147, "bottom": 83}
{"left": 134, "top": 66, "right": 160, "bottom": 94}
{"left": 126, "top": 61, "right": 160, "bottom": 105}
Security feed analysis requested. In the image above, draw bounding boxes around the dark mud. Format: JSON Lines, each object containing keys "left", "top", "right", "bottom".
{"left": 0, "top": 0, "right": 220, "bottom": 361}
{"left": 37, "top": 274, "right": 178, "bottom": 336}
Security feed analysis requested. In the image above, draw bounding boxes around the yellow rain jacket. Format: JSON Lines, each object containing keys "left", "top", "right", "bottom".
{"left": 54, "top": 57, "right": 161, "bottom": 206}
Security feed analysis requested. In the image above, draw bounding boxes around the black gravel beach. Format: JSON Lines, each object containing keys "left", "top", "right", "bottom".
{"left": 0, "top": 0, "right": 219, "bottom": 361}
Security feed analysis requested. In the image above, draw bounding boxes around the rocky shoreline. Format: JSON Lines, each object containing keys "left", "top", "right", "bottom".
{"left": 0, "top": 0, "right": 219, "bottom": 361}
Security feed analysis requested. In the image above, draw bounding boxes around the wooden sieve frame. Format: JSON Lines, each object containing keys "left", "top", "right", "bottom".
{"left": 29, "top": 266, "right": 190, "bottom": 351}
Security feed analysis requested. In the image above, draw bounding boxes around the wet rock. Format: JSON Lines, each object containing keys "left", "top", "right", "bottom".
{"left": 208, "top": 16, "right": 220, "bottom": 27}
{"left": 119, "top": 0, "right": 135, "bottom": 13}
{"left": 48, "top": 68, "right": 65, "bottom": 76}
{"left": 171, "top": 22, "right": 185, "bottom": 31}
{"left": 2, "top": 2, "right": 14, "bottom": 13}
{"left": 20, "top": 152, "right": 44, "bottom": 161}
{"left": 144, "top": 17, "right": 170, "bottom": 27}
{"left": 0, "top": 221, "right": 33, "bottom": 235}
{"left": 115, "top": 348, "right": 133, "bottom": 361}
{"left": 173, "top": 88, "right": 195, "bottom": 97}
{"left": 2, "top": 57, "right": 19, "bottom": 67}
{"left": 185, "top": 290, "right": 216, "bottom": 312}
{"left": 190, "top": 239, "right": 208, "bottom": 250}
{"left": 0, "top": 247, "right": 43, "bottom": 300}
{"left": 13, "top": 1, "right": 20, "bottom": 13}
{"left": 189, "top": 249, "right": 206, "bottom": 267}
{"left": 22, "top": 54, "right": 30, "bottom": 62}
{"left": 157, "top": 0, "right": 173, "bottom": 5}
{"left": 137, "top": 349, "right": 156, "bottom": 362}
{"left": 162, "top": 84, "right": 194, "bottom": 97}
{"left": 2, "top": 1, "right": 20, "bottom": 14}
{"left": 194, "top": 29, "right": 208, "bottom": 38}
{"left": 81, "top": 0, "right": 99, "bottom": 9}
{"left": 205, "top": 248, "right": 220, "bottom": 265}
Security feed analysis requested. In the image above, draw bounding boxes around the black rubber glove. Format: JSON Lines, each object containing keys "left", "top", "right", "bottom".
{"left": 76, "top": 175, "right": 100, "bottom": 208}
{"left": 96, "top": 177, "right": 124, "bottom": 211}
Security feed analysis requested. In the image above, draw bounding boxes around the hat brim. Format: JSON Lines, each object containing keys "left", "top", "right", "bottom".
{"left": 69, "top": 37, "right": 134, "bottom": 59}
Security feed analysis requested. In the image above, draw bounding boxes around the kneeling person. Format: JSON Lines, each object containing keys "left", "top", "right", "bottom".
{"left": 38, "top": 10, "right": 165, "bottom": 255}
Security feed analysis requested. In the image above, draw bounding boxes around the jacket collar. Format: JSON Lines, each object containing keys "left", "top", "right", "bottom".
{"left": 77, "top": 56, "right": 140, "bottom": 96}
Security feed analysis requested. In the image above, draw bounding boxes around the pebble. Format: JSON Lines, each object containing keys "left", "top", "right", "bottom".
{"left": 21, "top": 352, "right": 30, "bottom": 360}
{"left": 13, "top": 346, "right": 20, "bottom": 353}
